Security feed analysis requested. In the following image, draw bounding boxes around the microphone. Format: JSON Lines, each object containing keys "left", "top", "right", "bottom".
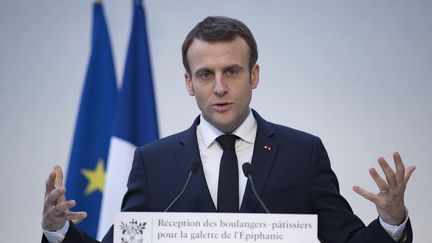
{"left": 164, "top": 160, "right": 200, "bottom": 212}
{"left": 242, "top": 162, "right": 271, "bottom": 213}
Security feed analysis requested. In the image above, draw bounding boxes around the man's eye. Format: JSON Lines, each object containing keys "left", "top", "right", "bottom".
{"left": 226, "top": 69, "right": 238, "bottom": 77}
{"left": 199, "top": 72, "right": 213, "bottom": 80}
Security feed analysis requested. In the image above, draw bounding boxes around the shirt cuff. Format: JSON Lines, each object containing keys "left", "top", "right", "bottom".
{"left": 379, "top": 209, "right": 409, "bottom": 242}
{"left": 42, "top": 221, "right": 69, "bottom": 243}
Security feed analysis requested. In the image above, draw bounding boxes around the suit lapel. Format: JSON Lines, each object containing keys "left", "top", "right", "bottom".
{"left": 241, "top": 110, "right": 277, "bottom": 212}
{"left": 175, "top": 116, "right": 217, "bottom": 212}
{"left": 174, "top": 111, "right": 276, "bottom": 213}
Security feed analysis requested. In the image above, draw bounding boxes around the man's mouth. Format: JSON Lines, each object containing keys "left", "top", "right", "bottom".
{"left": 213, "top": 102, "right": 233, "bottom": 112}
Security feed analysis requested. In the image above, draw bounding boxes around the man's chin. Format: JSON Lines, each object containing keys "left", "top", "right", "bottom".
{"left": 216, "top": 121, "right": 240, "bottom": 134}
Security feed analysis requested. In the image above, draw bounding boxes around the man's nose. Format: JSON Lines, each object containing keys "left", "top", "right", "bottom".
{"left": 213, "top": 73, "right": 228, "bottom": 96}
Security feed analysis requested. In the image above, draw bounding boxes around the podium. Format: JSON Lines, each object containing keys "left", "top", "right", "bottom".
{"left": 114, "top": 212, "right": 318, "bottom": 243}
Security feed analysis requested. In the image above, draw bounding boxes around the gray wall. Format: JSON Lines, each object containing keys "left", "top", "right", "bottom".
{"left": 0, "top": 0, "right": 431, "bottom": 242}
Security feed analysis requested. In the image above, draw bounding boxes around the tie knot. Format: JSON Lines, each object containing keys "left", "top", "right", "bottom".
{"left": 216, "top": 134, "right": 239, "bottom": 151}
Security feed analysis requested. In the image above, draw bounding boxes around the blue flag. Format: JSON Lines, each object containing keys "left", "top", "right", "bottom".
{"left": 98, "top": 0, "right": 159, "bottom": 238}
{"left": 65, "top": 2, "right": 117, "bottom": 238}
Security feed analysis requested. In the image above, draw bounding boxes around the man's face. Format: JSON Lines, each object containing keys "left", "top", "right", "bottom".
{"left": 184, "top": 37, "right": 259, "bottom": 133}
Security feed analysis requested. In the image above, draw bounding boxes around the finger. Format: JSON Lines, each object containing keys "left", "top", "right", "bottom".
{"left": 393, "top": 152, "right": 405, "bottom": 183}
{"left": 53, "top": 165, "right": 64, "bottom": 188}
{"left": 44, "top": 186, "right": 66, "bottom": 208}
{"left": 45, "top": 169, "right": 57, "bottom": 198}
{"left": 53, "top": 199, "right": 76, "bottom": 214}
{"left": 404, "top": 165, "right": 416, "bottom": 185}
{"left": 369, "top": 168, "right": 388, "bottom": 192}
{"left": 352, "top": 186, "right": 378, "bottom": 203}
{"left": 66, "top": 211, "right": 88, "bottom": 221}
{"left": 378, "top": 157, "right": 397, "bottom": 189}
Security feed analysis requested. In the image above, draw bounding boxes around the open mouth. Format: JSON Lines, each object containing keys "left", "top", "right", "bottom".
{"left": 213, "top": 102, "right": 233, "bottom": 112}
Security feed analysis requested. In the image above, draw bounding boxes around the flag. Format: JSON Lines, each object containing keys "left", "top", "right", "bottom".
{"left": 64, "top": 2, "right": 117, "bottom": 238}
{"left": 98, "top": 0, "right": 159, "bottom": 239}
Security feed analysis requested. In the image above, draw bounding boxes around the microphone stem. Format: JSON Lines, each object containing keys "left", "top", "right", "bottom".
{"left": 248, "top": 175, "right": 270, "bottom": 213}
{"left": 164, "top": 171, "right": 193, "bottom": 212}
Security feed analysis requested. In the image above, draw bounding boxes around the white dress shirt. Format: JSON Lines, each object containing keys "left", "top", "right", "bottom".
{"left": 196, "top": 110, "right": 257, "bottom": 209}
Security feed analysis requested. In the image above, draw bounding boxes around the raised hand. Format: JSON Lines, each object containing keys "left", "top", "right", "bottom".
{"left": 42, "top": 165, "right": 87, "bottom": 231}
{"left": 353, "top": 152, "right": 415, "bottom": 225}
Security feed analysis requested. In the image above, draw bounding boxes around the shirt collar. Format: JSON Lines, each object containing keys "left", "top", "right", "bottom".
{"left": 197, "top": 109, "right": 257, "bottom": 148}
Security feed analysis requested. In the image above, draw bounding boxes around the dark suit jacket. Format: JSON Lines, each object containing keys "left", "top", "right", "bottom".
{"left": 43, "top": 110, "right": 412, "bottom": 243}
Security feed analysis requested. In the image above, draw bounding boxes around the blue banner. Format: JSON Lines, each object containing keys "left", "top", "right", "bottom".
{"left": 114, "top": 0, "right": 159, "bottom": 144}
{"left": 65, "top": 2, "right": 117, "bottom": 238}
{"left": 98, "top": 0, "right": 159, "bottom": 237}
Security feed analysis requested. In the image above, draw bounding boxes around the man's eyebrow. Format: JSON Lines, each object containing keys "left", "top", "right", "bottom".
{"left": 224, "top": 64, "right": 243, "bottom": 70}
{"left": 194, "top": 68, "right": 213, "bottom": 76}
{"left": 193, "top": 64, "right": 244, "bottom": 76}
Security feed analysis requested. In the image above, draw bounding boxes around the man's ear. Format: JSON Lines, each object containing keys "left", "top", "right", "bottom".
{"left": 251, "top": 64, "right": 260, "bottom": 89}
{"left": 184, "top": 72, "right": 195, "bottom": 96}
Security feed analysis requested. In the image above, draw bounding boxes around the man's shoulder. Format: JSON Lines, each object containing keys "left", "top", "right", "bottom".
{"left": 253, "top": 110, "right": 319, "bottom": 143}
{"left": 266, "top": 121, "right": 319, "bottom": 144}
{"left": 269, "top": 121, "right": 316, "bottom": 137}
{"left": 136, "top": 124, "right": 195, "bottom": 153}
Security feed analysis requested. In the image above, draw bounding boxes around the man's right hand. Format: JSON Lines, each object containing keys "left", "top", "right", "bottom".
{"left": 42, "top": 165, "right": 87, "bottom": 231}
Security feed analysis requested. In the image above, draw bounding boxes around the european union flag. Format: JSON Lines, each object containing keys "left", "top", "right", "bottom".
{"left": 65, "top": 2, "right": 117, "bottom": 238}
{"left": 98, "top": 0, "right": 159, "bottom": 238}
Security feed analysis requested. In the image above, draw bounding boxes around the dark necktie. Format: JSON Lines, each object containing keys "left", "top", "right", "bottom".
{"left": 216, "top": 134, "right": 239, "bottom": 212}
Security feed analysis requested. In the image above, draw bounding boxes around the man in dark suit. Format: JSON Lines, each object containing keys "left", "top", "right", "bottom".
{"left": 42, "top": 16, "right": 415, "bottom": 243}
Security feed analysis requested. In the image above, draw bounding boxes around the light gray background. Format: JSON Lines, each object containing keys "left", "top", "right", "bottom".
{"left": 0, "top": 0, "right": 430, "bottom": 242}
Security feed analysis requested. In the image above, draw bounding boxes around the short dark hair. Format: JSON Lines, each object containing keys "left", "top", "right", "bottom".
{"left": 182, "top": 16, "right": 258, "bottom": 76}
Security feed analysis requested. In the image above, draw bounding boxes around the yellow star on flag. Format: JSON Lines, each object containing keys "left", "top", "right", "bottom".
{"left": 81, "top": 159, "right": 106, "bottom": 195}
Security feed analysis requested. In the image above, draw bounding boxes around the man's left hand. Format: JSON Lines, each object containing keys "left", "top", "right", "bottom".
{"left": 353, "top": 152, "right": 415, "bottom": 225}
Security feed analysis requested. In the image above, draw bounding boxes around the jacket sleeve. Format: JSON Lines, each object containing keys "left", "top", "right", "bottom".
{"left": 41, "top": 222, "right": 109, "bottom": 243}
{"left": 310, "top": 137, "right": 412, "bottom": 243}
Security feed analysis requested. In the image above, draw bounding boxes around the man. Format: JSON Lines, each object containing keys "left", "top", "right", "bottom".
{"left": 42, "top": 16, "right": 415, "bottom": 242}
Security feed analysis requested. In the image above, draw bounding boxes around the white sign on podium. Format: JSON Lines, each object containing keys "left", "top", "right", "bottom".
{"left": 114, "top": 212, "right": 317, "bottom": 243}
